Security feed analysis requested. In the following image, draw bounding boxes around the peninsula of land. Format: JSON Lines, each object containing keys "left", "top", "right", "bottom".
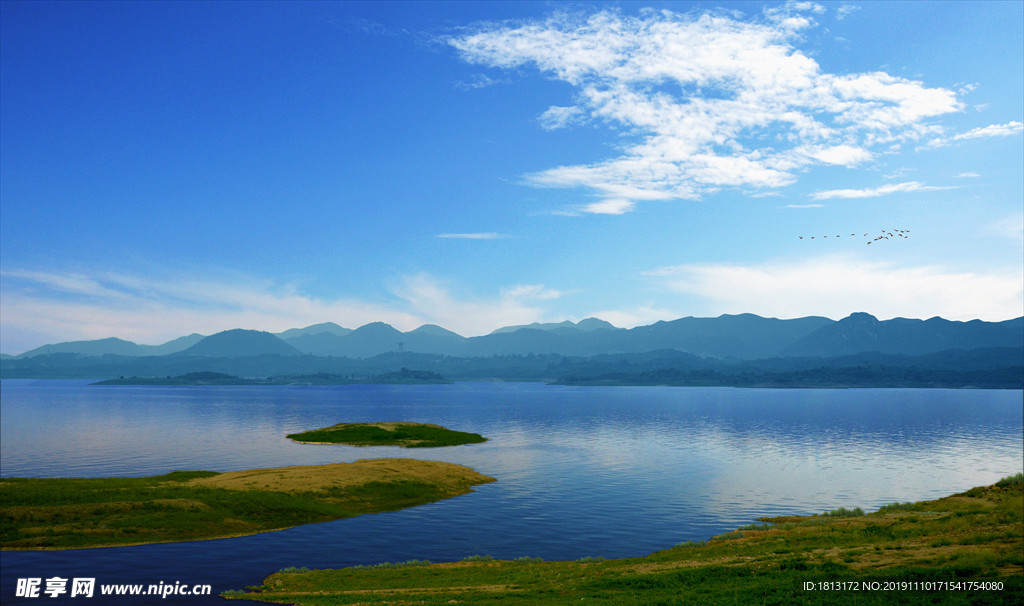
{"left": 0, "top": 459, "right": 495, "bottom": 550}
{"left": 287, "top": 422, "right": 488, "bottom": 448}
{"left": 224, "top": 474, "right": 1023, "bottom": 604}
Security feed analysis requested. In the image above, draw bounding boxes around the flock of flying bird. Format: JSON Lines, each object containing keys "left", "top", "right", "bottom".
{"left": 799, "top": 229, "right": 910, "bottom": 244}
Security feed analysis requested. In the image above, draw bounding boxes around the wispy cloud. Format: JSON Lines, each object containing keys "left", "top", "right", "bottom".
{"left": 810, "top": 181, "right": 952, "bottom": 200}
{"left": 436, "top": 232, "right": 508, "bottom": 239}
{"left": 922, "top": 121, "right": 1024, "bottom": 149}
{"left": 580, "top": 305, "right": 680, "bottom": 329}
{"left": 449, "top": 7, "right": 962, "bottom": 213}
{"left": 391, "top": 274, "right": 563, "bottom": 337}
{"left": 988, "top": 213, "right": 1024, "bottom": 242}
{"left": 646, "top": 256, "right": 1023, "bottom": 321}
{"left": 454, "top": 73, "right": 509, "bottom": 90}
{"left": 0, "top": 269, "right": 562, "bottom": 353}
{"left": 951, "top": 121, "right": 1024, "bottom": 141}
{"left": 785, "top": 203, "right": 823, "bottom": 208}
{"left": 581, "top": 198, "right": 636, "bottom": 215}
{"left": 835, "top": 4, "right": 860, "bottom": 20}
{"left": 538, "top": 105, "right": 585, "bottom": 130}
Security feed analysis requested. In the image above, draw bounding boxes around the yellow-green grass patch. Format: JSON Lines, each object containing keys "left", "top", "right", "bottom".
{"left": 1, "top": 460, "right": 494, "bottom": 550}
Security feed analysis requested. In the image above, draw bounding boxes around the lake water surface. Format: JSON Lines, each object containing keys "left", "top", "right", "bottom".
{"left": 1, "top": 380, "right": 1021, "bottom": 604}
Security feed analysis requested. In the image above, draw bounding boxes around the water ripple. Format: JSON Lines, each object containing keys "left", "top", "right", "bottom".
{"left": 1, "top": 382, "right": 1021, "bottom": 604}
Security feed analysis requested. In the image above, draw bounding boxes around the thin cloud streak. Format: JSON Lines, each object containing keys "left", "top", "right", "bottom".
{"left": 647, "top": 256, "right": 1023, "bottom": 322}
{"left": 392, "top": 274, "right": 564, "bottom": 337}
{"left": 450, "top": 6, "right": 962, "bottom": 213}
{"left": 988, "top": 213, "right": 1024, "bottom": 242}
{"left": 811, "top": 181, "right": 952, "bottom": 200}
{"left": 0, "top": 269, "right": 563, "bottom": 353}
{"left": 580, "top": 305, "right": 680, "bottom": 330}
{"left": 921, "top": 121, "right": 1024, "bottom": 149}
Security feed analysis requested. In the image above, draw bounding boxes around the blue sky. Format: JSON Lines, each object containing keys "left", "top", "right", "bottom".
{"left": 2, "top": 0, "right": 1022, "bottom": 354}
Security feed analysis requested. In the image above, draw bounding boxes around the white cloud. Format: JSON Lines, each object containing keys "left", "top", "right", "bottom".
{"left": 801, "top": 144, "right": 873, "bottom": 166}
{"left": 923, "top": 121, "right": 1024, "bottom": 148}
{"left": 436, "top": 232, "right": 507, "bottom": 239}
{"left": 0, "top": 271, "right": 414, "bottom": 353}
{"left": 811, "top": 180, "right": 951, "bottom": 200}
{"left": 392, "top": 274, "right": 564, "bottom": 337}
{"left": 455, "top": 73, "right": 509, "bottom": 90}
{"left": 450, "top": 7, "right": 962, "bottom": 213}
{"left": 646, "top": 256, "right": 1023, "bottom": 321}
{"left": 582, "top": 198, "right": 636, "bottom": 214}
{"left": 956, "top": 172, "right": 981, "bottom": 178}
{"left": 953, "top": 121, "right": 1024, "bottom": 141}
{"left": 988, "top": 213, "right": 1024, "bottom": 242}
{"left": 0, "top": 269, "right": 564, "bottom": 354}
{"left": 835, "top": 4, "right": 860, "bottom": 20}
{"left": 957, "top": 83, "right": 978, "bottom": 95}
{"left": 785, "top": 203, "right": 823, "bottom": 208}
{"left": 580, "top": 305, "right": 681, "bottom": 329}
{"left": 538, "top": 105, "right": 584, "bottom": 130}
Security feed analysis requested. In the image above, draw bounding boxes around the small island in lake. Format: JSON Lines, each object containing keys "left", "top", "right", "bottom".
{"left": 287, "top": 422, "right": 488, "bottom": 448}
{"left": 0, "top": 459, "right": 495, "bottom": 550}
{"left": 92, "top": 368, "right": 450, "bottom": 386}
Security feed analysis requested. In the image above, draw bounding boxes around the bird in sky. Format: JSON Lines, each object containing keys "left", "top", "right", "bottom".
{"left": 799, "top": 228, "right": 910, "bottom": 243}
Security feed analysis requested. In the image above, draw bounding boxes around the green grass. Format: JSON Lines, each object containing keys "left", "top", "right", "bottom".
{"left": 224, "top": 475, "right": 1024, "bottom": 605}
{"left": 996, "top": 472, "right": 1023, "bottom": 488}
{"left": 286, "top": 422, "right": 487, "bottom": 448}
{"left": 821, "top": 506, "right": 865, "bottom": 517}
{"left": 351, "top": 559, "right": 434, "bottom": 570}
{"left": 877, "top": 501, "right": 918, "bottom": 513}
{"left": 1, "top": 462, "right": 493, "bottom": 549}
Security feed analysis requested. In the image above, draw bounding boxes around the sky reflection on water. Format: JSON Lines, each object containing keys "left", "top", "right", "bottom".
{"left": 1, "top": 381, "right": 1021, "bottom": 604}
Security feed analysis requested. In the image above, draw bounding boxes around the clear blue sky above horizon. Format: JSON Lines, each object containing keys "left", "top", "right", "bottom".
{"left": 2, "top": 0, "right": 1022, "bottom": 354}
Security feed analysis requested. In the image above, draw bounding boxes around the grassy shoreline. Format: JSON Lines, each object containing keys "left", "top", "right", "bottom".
{"left": 0, "top": 459, "right": 495, "bottom": 550}
{"left": 225, "top": 474, "right": 1023, "bottom": 605}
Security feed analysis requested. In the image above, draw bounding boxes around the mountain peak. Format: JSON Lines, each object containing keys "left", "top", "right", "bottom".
{"left": 353, "top": 322, "right": 401, "bottom": 334}
{"left": 489, "top": 318, "right": 616, "bottom": 335}
{"left": 576, "top": 317, "right": 619, "bottom": 331}
{"left": 843, "top": 312, "right": 879, "bottom": 323}
{"left": 409, "top": 324, "right": 463, "bottom": 338}
{"left": 181, "top": 329, "right": 301, "bottom": 357}
{"left": 276, "top": 322, "right": 351, "bottom": 340}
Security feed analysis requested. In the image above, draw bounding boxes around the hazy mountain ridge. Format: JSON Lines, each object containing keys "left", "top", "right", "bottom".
{"left": 3, "top": 346, "right": 1020, "bottom": 388}
{"left": 14, "top": 334, "right": 206, "bottom": 358}
{"left": 176, "top": 329, "right": 302, "bottom": 357}
{"left": 782, "top": 313, "right": 1024, "bottom": 357}
{"left": 274, "top": 322, "right": 352, "bottom": 340}
{"left": 7, "top": 313, "right": 1023, "bottom": 363}
{"left": 489, "top": 317, "right": 618, "bottom": 334}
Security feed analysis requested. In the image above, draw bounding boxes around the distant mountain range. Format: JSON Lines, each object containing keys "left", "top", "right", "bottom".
{"left": 4, "top": 313, "right": 1021, "bottom": 387}
{"left": 7, "top": 312, "right": 1023, "bottom": 361}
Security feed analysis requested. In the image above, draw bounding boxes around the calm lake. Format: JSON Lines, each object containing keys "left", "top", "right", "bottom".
{"left": 1, "top": 380, "right": 1022, "bottom": 604}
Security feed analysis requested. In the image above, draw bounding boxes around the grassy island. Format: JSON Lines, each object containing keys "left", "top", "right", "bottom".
{"left": 225, "top": 474, "right": 1023, "bottom": 605}
{"left": 287, "top": 422, "right": 487, "bottom": 448}
{"left": 0, "top": 459, "right": 495, "bottom": 550}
